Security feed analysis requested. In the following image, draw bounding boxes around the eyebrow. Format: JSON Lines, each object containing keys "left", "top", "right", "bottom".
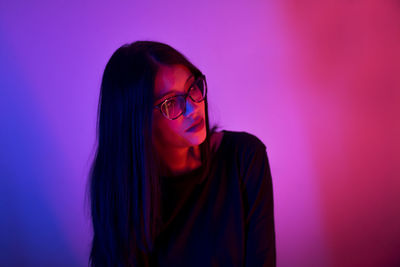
{"left": 155, "top": 74, "right": 195, "bottom": 101}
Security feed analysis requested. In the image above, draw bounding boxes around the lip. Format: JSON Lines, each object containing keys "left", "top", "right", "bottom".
{"left": 186, "top": 117, "right": 204, "bottom": 132}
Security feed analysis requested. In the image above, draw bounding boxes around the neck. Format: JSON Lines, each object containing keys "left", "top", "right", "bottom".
{"left": 155, "top": 144, "right": 202, "bottom": 176}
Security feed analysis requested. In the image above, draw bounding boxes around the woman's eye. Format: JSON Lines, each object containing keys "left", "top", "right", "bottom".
{"left": 166, "top": 99, "right": 176, "bottom": 106}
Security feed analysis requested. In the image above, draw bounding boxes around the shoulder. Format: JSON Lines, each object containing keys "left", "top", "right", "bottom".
{"left": 220, "top": 131, "right": 269, "bottom": 179}
{"left": 221, "top": 130, "right": 266, "bottom": 152}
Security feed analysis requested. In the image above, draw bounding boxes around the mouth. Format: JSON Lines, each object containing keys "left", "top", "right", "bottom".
{"left": 186, "top": 117, "right": 204, "bottom": 132}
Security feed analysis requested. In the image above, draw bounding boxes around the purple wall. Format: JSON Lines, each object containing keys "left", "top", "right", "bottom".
{"left": 1, "top": 1, "right": 399, "bottom": 266}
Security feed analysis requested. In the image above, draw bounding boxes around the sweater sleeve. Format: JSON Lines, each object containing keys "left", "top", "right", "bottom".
{"left": 241, "top": 142, "right": 276, "bottom": 267}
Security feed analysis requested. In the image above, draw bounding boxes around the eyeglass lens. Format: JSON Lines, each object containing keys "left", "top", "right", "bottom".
{"left": 161, "top": 77, "right": 206, "bottom": 119}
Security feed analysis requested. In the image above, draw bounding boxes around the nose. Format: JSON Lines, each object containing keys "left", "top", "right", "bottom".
{"left": 184, "top": 96, "right": 197, "bottom": 117}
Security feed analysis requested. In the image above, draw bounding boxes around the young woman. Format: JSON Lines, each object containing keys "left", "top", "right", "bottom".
{"left": 88, "top": 41, "right": 276, "bottom": 266}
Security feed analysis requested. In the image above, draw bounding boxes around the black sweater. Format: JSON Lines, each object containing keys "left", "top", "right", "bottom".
{"left": 153, "top": 130, "right": 276, "bottom": 266}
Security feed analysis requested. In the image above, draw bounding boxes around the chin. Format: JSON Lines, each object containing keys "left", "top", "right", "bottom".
{"left": 184, "top": 129, "right": 207, "bottom": 146}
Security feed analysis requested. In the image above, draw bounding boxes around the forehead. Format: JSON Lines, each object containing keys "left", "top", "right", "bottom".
{"left": 154, "top": 64, "right": 194, "bottom": 98}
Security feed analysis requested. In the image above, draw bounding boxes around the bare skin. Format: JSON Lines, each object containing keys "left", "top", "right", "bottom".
{"left": 154, "top": 139, "right": 202, "bottom": 176}
{"left": 154, "top": 131, "right": 224, "bottom": 176}
{"left": 152, "top": 64, "right": 224, "bottom": 176}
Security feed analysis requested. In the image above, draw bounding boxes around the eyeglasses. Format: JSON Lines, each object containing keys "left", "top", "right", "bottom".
{"left": 154, "top": 75, "right": 207, "bottom": 120}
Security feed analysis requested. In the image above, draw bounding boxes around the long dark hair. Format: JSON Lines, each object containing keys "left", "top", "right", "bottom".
{"left": 87, "top": 41, "right": 217, "bottom": 266}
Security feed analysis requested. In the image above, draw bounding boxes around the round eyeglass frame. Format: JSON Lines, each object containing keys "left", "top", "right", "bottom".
{"left": 153, "top": 74, "right": 207, "bottom": 120}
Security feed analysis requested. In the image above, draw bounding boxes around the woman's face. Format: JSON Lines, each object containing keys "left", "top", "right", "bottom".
{"left": 152, "top": 64, "right": 207, "bottom": 150}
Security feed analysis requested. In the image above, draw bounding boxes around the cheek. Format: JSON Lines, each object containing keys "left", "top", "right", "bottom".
{"left": 153, "top": 113, "right": 184, "bottom": 140}
{"left": 163, "top": 120, "right": 183, "bottom": 135}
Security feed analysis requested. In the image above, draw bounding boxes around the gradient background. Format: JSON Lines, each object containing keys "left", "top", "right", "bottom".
{"left": 1, "top": 0, "right": 399, "bottom": 266}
